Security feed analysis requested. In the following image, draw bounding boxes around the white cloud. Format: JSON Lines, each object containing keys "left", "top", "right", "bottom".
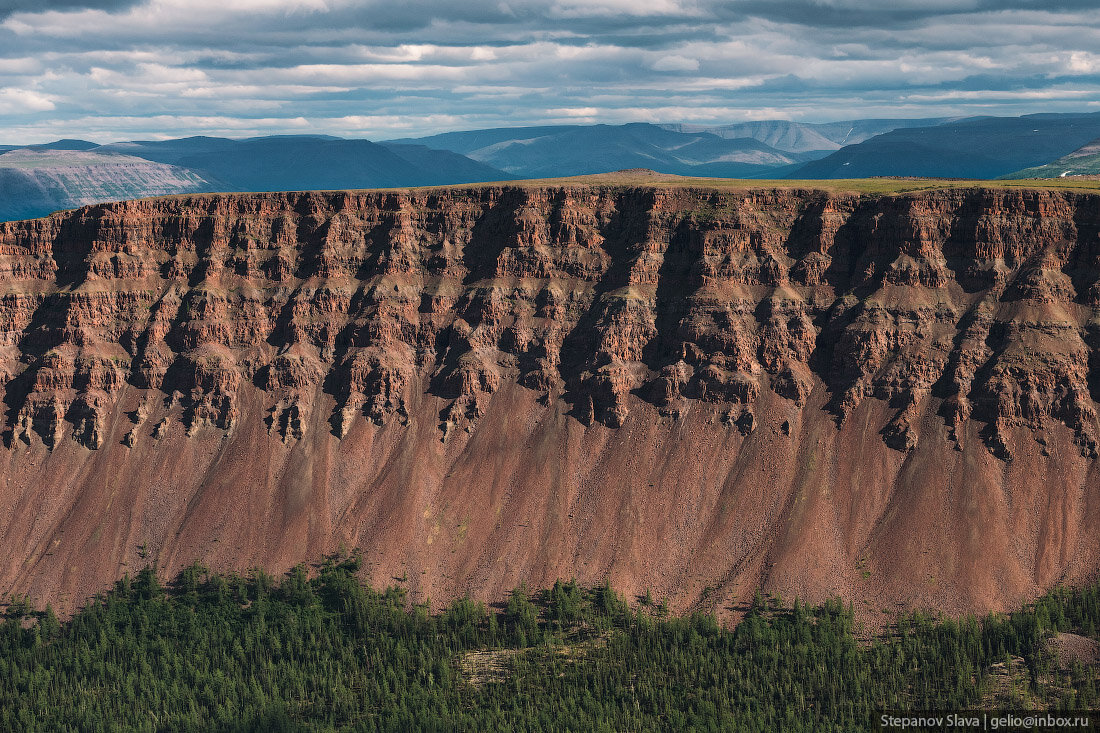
{"left": 0, "top": 56, "right": 40, "bottom": 74}
{"left": 0, "top": 87, "right": 55, "bottom": 113}
{"left": 652, "top": 55, "right": 699, "bottom": 72}
{"left": 549, "top": 0, "right": 695, "bottom": 18}
{"left": 0, "top": 0, "right": 1097, "bottom": 141}
{"left": 1066, "top": 51, "right": 1100, "bottom": 74}
{"left": 545, "top": 106, "right": 600, "bottom": 117}
{"left": 904, "top": 88, "right": 1100, "bottom": 102}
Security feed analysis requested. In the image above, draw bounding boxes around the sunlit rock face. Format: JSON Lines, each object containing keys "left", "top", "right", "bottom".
{"left": 0, "top": 184, "right": 1098, "bottom": 623}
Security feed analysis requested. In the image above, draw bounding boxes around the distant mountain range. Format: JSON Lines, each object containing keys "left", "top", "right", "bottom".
{"left": 0, "top": 136, "right": 509, "bottom": 222}
{"left": 383, "top": 122, "right": 820, "bottom": 178}
{"left": 3, "top": 112, "right": 1100, "bottom": 222}
{"left": 0, "top": 139, "right": 99, "bottom": 154}
{"left": 791, "top": 113, "right": 1100, "bottom": 179}
{"left": 0, "top": 149, "right": 211, "bottom": 223}
{"left": 657, "top": 118, "right": 957, "bottom": 153}
{"left": 1002, "top": 137, "right": 1100, "bottom": 179}
{"left": 98, "top": 136, "right": 505, "bottom": 191}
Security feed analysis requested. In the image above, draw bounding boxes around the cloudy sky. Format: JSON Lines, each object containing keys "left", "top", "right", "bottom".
{"left": 1, "top": 0, "right": 1098, "bottom": 143}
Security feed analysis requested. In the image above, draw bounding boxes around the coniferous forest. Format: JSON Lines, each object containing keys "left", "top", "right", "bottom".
{"left": 2, "top": 553, "right": 1099, "bottom": 732}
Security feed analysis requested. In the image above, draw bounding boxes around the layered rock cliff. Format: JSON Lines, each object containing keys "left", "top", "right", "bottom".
{"left": 1, "top": 184, "right": 1098, "bottom": 620}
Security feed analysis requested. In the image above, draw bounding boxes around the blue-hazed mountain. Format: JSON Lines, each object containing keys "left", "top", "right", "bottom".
{"left": 0, "top": 149, "right": 213, "bottom": 222}
{"left": 98, "top": 135, "right": 507, "bottom": 192}
{"left": 0, "top": 135, "right": 508, "bottom": 222}
{"left": 0, "top": 139, "right": 99, "bottom": 155}
{"left": 1003, "top": 137, "right": 1100, "bottom": 179}
{"left": 790, "top": 113, "right": 1100, "bottom": 179}
{"left": 659, "top": 118, "right": 957, "bottom": 154}
{"left": 6, "top": 113, "right": 1100, "bottom": 224}
{"left": 386, "top": 122, "right": 821, "bottom": 179}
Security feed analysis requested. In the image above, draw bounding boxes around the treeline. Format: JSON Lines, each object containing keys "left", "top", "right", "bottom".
{"left": 1, "top": 553, "right": 1099, "bottom": 732}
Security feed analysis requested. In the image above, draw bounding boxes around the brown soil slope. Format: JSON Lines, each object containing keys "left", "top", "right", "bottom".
{"left": 0, "top": 184, "right": 1098, "bottom": 619}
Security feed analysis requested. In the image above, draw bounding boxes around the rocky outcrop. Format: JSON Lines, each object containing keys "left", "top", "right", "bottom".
{"left": 5, "top": 186, "right": 1094, "bottom": 457}
{"left": 0, "top": 184, "right": 1098, "bottom": 621}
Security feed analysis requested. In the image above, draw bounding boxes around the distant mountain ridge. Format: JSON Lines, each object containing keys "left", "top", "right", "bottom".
{"left": 99, "top": 136, "right": 506, "bottom": 192}
{"left": 659, "top": 118, "right": 958, "bottom": 153}
{"left": 790, "top": 113, "right": 1100, "bottom": 179}
{"left": 386, "top": 122, "right": 820, "bottom": 178}
{"left": 394, "top": 113, "right": 1100, "bottom": 183}
{"left": 0, "top": 135, "right": 510, "bottom": 222}
{"left": 0, "top": 139, "right": 99, "bottom": 154}
{"left": 0, "top": 149, "right": 211, "bottom": 222}
{"left": 4, "top": 112, "right": 1100, "bottom": 223}
{"left": 1003, "top": 137, "right": 1100, "bottom": 179}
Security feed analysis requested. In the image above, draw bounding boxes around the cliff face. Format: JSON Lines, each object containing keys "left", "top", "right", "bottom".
{"left": 1, "top": 185, "right": 1098, "bottom": 619}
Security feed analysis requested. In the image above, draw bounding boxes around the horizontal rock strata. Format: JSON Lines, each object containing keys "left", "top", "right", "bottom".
{"left": 0, "top": 185, "right": 1098, "bottom": 621}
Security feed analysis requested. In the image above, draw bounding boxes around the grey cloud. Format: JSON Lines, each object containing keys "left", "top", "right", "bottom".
{"left": 0, "top": 0, "right": 1097, "bottom": 142}
{"left": 726, "top": 0, "right": 1100, "bottom": 28}
{"left": 283, "top": 1, "right": 532, "bottom": 34}
{"left": 0, "top": 0, "right": 142, "bottom": 19}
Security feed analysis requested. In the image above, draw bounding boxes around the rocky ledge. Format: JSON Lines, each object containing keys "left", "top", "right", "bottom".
{"left": 0, "top": 185, "right": 1096, "bottom": 461}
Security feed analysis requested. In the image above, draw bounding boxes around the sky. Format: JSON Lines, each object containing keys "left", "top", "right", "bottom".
{"left": 0, "top": 0, "right": 1098, "bottom": 143}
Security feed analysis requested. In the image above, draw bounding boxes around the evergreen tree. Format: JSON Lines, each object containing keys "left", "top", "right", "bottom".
{"left": 1, "top": 552, "right": 1097, "bottom": 731}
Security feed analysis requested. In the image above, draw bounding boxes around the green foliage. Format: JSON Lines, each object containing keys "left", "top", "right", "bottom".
{"left": 1, "top": 556, "right": 1099, "bottom": 732}
{"left": 547, "top": 579, "right": 583, "bottom": 628}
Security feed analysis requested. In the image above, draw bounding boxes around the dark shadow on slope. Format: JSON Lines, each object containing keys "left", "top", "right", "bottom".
{"left": 426, "top": 187, "right": 527, "bottom": 401}
{"left": 1064, "top": 192, "right": 1100, "bottom": 305}
{"left": 1, "top": 293, "right": 73, "bottom": 447}
{"left": 803, "top": 199, "right": 887, "bottom": 421}
{"left": 555, "top": 189, "right": 658, "bottom": 423}
{"left": 51, "top": 208, "right": 100, "bottom": 290}
{"left": 638, "top": 212, "right": 705, "bottom": 370}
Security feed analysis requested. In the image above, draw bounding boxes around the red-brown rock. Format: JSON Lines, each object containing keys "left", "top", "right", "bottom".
{"left": 0, "top": 185, "right": 1097, "bottom": 624}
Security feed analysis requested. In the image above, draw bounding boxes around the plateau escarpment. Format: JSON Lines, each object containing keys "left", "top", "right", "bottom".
{"left": 1, "top": 184, "right": 1099, "bottom": 620}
